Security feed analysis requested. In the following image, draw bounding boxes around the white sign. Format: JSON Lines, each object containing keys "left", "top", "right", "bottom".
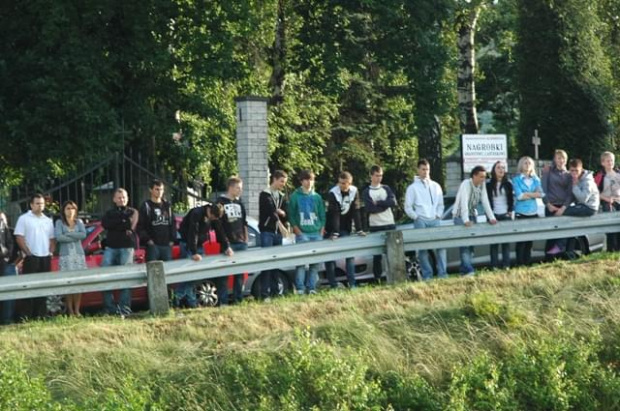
{"left": 461, "top": 134, "right": 508, "bottom": 173}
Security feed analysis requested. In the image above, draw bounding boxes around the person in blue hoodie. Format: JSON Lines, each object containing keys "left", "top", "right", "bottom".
{"left": 512, "top": 156, "right": 544, "bottom": 266}
{"left": 288, "top": 170, "right": 326, "bottom": 295}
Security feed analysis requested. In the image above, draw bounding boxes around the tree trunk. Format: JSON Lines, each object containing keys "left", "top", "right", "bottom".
{"left": 418, "top": 115, "right": 444, "bottom": 188}
{"left": 269, "top": 0, "right": 287, "bottom": 105}
{"left": 457, "top": 8, "right": 481, "bottom": 134}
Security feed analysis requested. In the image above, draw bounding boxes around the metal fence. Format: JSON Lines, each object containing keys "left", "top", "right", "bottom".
{"left": 0, "top": 212, "right": 619, "bottom": 315}
{"left": 2, "top": 149, "right": 208, "bottom": 225}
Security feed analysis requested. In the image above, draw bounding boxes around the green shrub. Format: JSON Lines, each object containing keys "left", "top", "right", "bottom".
{"left": 0, "top": 354, "right": 64, "bottom": 410}
{"left": 463, "top": 292, "right": 527, "bottom": 329}
{"left": 464, "top": 292, "right": 502, "bottom": 321}
{"left": 379, "top": 371, "right": 442, "bottom": 411}
{"left": 446, "top": 328, "right": 620, "bottom": 411}
{"left": 80, "top": 375, "right": 164, "bottom": 411}
{"left": 205, "top": 328, "right": 385, "bottom": 410}
{"left": 447, "top": 353, "right": 518, "bottom": 411}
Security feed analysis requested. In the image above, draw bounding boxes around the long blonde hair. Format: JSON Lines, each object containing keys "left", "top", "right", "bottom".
{"left": 517, "top": 156, "right": 537, "bottom": 177}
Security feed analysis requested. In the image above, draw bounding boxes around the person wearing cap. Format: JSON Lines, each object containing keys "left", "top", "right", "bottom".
{"left": 176, "top": 203, "right": 231, "bottom": 308}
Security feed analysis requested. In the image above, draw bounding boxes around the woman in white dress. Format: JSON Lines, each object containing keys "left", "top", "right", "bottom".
{"left": 55, "top": 201, "right": 87, "bottom": 316}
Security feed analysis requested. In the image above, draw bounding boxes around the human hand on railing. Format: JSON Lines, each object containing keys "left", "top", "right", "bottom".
{"left": 225, "top": 247, "right": 234, "bottom": 257}
{"left": 191, "top": 254, "right": 202, "bottom": 262}
{"left": 489, "top": 219, "right": 497, "bottom": 225}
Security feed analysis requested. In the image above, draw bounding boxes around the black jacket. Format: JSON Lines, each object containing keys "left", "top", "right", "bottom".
{"left": 179, "top": 205, "right": 229, "bottom": 255}
{"left": 102, "top": 206, "right": 137, "bottom": 249}
{"left": 0, "top": 217, "right": 13, "bottom": 262}
{"left": 325, "top": 188, "right": 362, "bottom": 236}
{"left": 258, "top": 189, "right": 288, "bottom": 233}
{"left": 216, "top": 196, "right": 248, "bottom": 244}
{"left": 486, "top": 180, "right": 514, "bottom": 215}
{"left": 138, "top": 199, "right": 176, "bottom": 246}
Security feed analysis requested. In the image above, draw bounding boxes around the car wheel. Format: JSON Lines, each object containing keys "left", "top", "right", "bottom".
{"left": 576, "top": 236, "right": 589, "bottom": 255}
{"left": 405, "top": 255, "right": 423, "bottom": 282}
{"left": 196, "top": 281, "right": 218, "bottom": 307}
{"left": 251, "top": 271, "right": 293, "bottom": 297}
{"left": 47, "top": 295, "right": 65, "bottom": 316}
{"left": 569, "top": 236, "right": 589, "bottom": 259}
{"left": 275, "top": 271, "right": 294, "bottom": 295}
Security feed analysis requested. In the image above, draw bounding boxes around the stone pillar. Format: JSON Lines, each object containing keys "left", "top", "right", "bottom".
{"left": 385, "top": 231, "right": 407, "bottom": 284}
{"left": 146, "top": 261, "right": 169, "bottom": 316}
{"left": 235, "top": 96, "right": 269, "bottom": 218}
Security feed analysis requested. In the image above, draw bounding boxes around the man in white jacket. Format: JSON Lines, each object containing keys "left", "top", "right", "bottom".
{"left": 404, "top": 159, "right": 447, "bottom": 280}
{"left": 452, "top": 165, "right": 497, "bottom": 275}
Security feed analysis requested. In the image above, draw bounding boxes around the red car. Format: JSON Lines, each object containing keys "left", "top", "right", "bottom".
{"left": 48, "top": 219, "right": 245, "bottom": 314}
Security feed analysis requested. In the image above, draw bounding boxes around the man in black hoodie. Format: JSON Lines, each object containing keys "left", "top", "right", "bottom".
{"left": 258, "top": 170, "right": 288, "bottom": 299}
{"left": 138, "top": 179, "right": 176, "bottom": 262}
{"left": 176, "top": 202, "right": 230, "bottom": 308}
{"left": 216, "top": 176, "right": 248, "bottom": 305}
{"left": 324, "top": 172, "right": 365, "bottom": 289}
{"left": 101, "top": 188, "right": 138, "bottom": 315}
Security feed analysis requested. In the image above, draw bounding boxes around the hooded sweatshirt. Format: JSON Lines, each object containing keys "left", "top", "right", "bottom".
{"left": 216, "top": 195, "right": 248, "bottom": 244}
{"left": 288, "top": 187, "right": 326, "bottom": 234}
{"left": 572, "top": 170, "right": 600, "bottom": 211}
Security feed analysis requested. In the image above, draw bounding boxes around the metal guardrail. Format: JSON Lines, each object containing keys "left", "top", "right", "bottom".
{"left": 0, "top": 212, "right": 619, "bottom": 314}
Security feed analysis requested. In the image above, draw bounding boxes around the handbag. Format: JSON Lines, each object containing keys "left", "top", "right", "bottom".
{"left": 276, "top": 219, "right": 290, "bottom": 238}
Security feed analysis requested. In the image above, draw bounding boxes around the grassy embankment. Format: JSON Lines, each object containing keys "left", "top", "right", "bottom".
{"left": 2, "top": 253, "right": 620, "bottom": 410}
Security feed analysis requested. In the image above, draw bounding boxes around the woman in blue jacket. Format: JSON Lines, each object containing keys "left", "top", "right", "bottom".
{"left": 512, "top": 156, "right": 544, "bottom": 266}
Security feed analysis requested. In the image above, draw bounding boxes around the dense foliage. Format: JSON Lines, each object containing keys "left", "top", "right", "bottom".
{"left": 516, "top": 0, "right": 615, "bottom": 164}
{"left": 1, "top": 0, "right": 619, "bottom": 193}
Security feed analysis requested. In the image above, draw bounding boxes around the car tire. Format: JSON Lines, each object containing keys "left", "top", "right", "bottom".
{"left": 46, "top": 295, "right": 66, "bottom": 316}
{"left": 196, "top": 281, "right": 218, "bottom": 307}
{"left": 405, "top": 255, "right": 423, "bottom": 282}
{"left": 251, "top": 270, "right": 293, "bottom": 298}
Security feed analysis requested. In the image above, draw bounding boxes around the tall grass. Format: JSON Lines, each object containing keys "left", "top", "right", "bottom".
{"left": 2, "top": 255, "right": 620, "bottom": 409}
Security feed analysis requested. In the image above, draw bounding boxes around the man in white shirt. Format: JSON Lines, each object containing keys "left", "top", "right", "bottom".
{"left": 14, "top": 193, "right": 56, "bottom": 319}
{"left": 404, "top": 159, "right": 447, "bottom": 280}
{"left": 452, "top": 166, "right": 497, "bottom": 276}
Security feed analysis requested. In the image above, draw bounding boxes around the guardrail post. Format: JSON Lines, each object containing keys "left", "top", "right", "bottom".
{"left": 385, "top": 230, "right": 406, "bottom": 284}
{"left": 146, "top": 261, "right": 169, "bottom": 316}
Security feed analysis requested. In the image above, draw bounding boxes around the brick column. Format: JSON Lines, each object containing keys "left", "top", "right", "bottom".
{"left": 235, "top": 96, "right": 269, "bottom": 218}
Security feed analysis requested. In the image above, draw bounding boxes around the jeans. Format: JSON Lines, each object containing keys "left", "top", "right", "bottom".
{"left": 369, "top": 224, "right": 396, "bottom": 281}
{"left": 21, "top": 255, "right": 51, "bottom": 319}
{"left": 564, "top": 204, "right": 597, "bottom": 217}
{"left": 454, "top": 217, "right": 475, "bottom": 275}
{"left": 490, "top": 214, "right": 511, "bottom": 269}
{"left": 295, "top": 233, "right": 323, "bottom": 293}
{"left": 564, "top": 205, "right": 596, "bottom": 253}
{"left": 515, "top": 214, "right": 537, "bottom": 265}
{"left": 413, "top": 217, "right": 447, "bottom": 279}
{"left": 325, "top": 231, "right": 356, "bottom": 288}
{"left": 146, "top": 244, "right": 173, "bottom": 262}
{"left": 1, "top": 263, "right": 17, "bottom": 324}
{"left": 602, "top": 201, "right": 620, "bottom": 251}
{"left": 260, "top": 232, "right": 283, "bottom": 298}
{"left": 218, "top": 242, "right": 247, "bottom": 305}
{"left": 175, "top": 241, "right": 201, "bottom": 308}
{"left": 101, "top": 247, "right": 133, "bottom": 314}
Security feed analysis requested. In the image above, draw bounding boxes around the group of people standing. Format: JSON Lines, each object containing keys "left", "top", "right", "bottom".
{"left": 432, "top": 150, "right": 609, "bottom": 276}
{"left": 0, "top": 177, "right": 250, "bottom": 321}
{"left": 1, "top": 149, "right": 618, "bottom": 321}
